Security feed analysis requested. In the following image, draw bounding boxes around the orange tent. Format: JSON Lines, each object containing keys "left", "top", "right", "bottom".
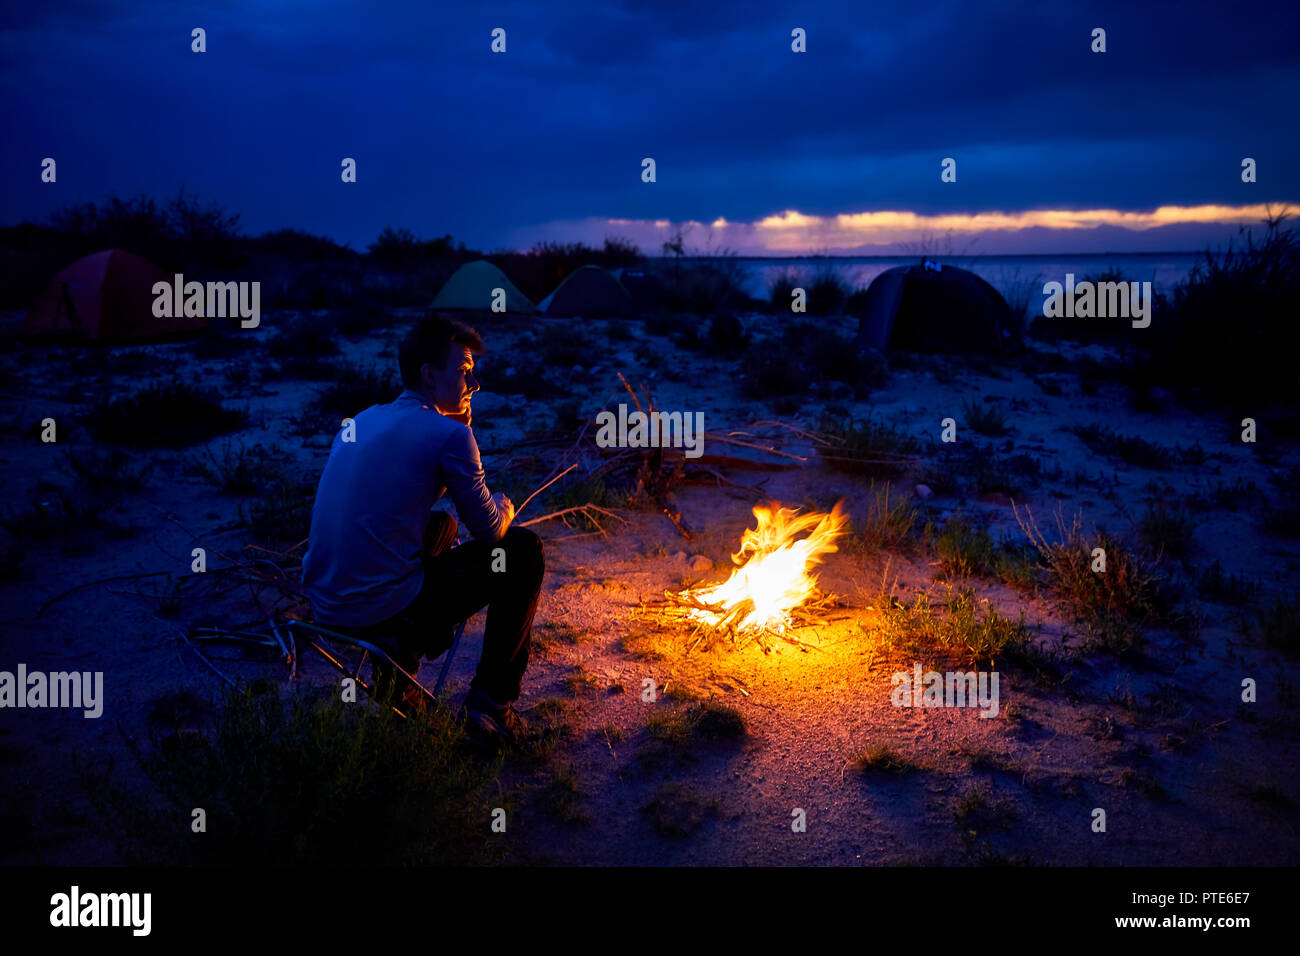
{"left": 23, "top": 249, "right": 207, "bottom": 341}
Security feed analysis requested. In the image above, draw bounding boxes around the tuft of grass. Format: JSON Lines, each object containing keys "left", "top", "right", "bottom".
{"left": 83, "top": 381, "right": 246, "bottom": 448}
{"left": 518, "top": 697, "right": 581, "bottom": 763}
{"left": 942, "top": 586, "right": 1034, "bottom": 667}
{"left": 84, "top": 683, "right": 503, "bottom": 865}
{"left": 936, "top": 516, "right": 996, "bottom": 577}
{"left": 1262, "top": 499, "right": 1300, "bottom": 539}
{"left": 536, "top": 764, "right": 590, "bottom": 825}
{"left": 1197, "top": 560, "right": 1256, "bottom": 606}
{"left": 308, "top": 363, "right": 399, "bottom": 422}
{"left": 184, "top": 440, "right": 291, "bottom": 495}
{"left": 268, "top": 314, "right": 340, "bottom": 360}
{"left": 57, "top": 447, "right": 153, "bottom": 493}
{"left": 871, "top": 581, "right": 1034, "bottom": 668}
{"left": 146, "top": 688, "right": 211, "bottom": 731}
{"left": 563, "top": 664, "right": 603, "bottom": 697}
{"left": 817, "top": 413, "right": 920, "bottom": 474}
{"left": 845, "top": 481, "right": 917, "bottom": 551}
{"left": 3, "top": 451, "right": 148, "bottom": 544}
{"left": 333, "top": 305, "right": 391, "bottom": 338}
{"left": 962, "top": 398, "right": 1010, "bottom": 436}
{"left": 1244, "top": 782, "right": 1295, "bottom": 810}
{"left": 600, "top": 723, "right": 626, "bottom": 745}
{"left": 1119, "top": 768, "right": 1169, "bottom": 801}
{"left": 1070, "top": 424, "right": 1170, "bottom": 469}
{"left": 640, "top": 783, "right": 721, "bottom": 838}
{"left": 939, "top": 448, "right": 1045, "bottom": 498}
{"left": 952, "top": 782, "right": 1015, "bottom": 827}
{"left": 1015, "top": 505, "right": 1164, "bottom": 657}
{"left": 851, "top": 743, "right": 919, "bottom": 774}
{"left": 1194, "top": 477, "right": 1258, "bottom": 510}
{"left": 646, "top": 701, "right": 747, "bottom": 747}
{"left": 742, "top": 321, "right": 888, "bottom": 402}
{"left": 239, "top": 478, "right": 314, "bottom": 546}
{"left": 533, "top": 621, "right": 588, "bottom": 653}
{"left": 620, "top": 629, "right": 669, "bottom": 662}
{"left": 1257, "top": 594, "right": 1300, "bottom": 655}
{"left": 1138, "top": 502, "right": 1195, "bottom": 559}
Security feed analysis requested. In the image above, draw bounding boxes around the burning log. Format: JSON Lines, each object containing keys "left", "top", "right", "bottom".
{"left": 664, "top": 501, "right": 849, "bottom": 653}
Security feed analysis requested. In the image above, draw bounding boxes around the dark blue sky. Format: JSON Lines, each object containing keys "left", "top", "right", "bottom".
{"left": 3, "top": 0, "right": 1297, "bottom": 254}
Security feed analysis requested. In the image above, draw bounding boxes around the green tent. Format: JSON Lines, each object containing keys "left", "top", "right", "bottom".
{"left": 430, "top": 260, "right": 536, "bottom": 313}
{"left": 541, "top": 265, "right": 637, "bottom": 317}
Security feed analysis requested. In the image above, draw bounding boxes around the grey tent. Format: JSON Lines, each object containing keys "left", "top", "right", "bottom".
{"left": 430, "top": 260, "right": 536, "bottom": 313}
{"left": 542, "top": 265, "right": 636, "bottom": 317}
{"left": 854, "top": 263, "right": 1012, "bottom": 353}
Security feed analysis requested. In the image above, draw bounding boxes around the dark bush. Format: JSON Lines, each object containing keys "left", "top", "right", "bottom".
{"left": 309, "top": 364, "right": 400, "bottom": 421}
{"left": 1140, "top": 213, "right": 1300, "bottom": 407}
{"left": 806, "top": 270, "right": 849, "bottom": 315}
{"left": 83, "top": 381, "right": 246, "bottom": 448}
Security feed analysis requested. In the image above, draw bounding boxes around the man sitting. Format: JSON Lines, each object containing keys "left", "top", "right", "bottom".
{"left": 301, "top": 312, "right": 544, "bottom": 744}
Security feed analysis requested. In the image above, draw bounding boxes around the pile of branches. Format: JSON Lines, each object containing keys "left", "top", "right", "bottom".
{"left": 496, "top": 373, "right": 854, "bottom": 540}
{"left": 660, "top": 586, "right": 841, "bottom": 654}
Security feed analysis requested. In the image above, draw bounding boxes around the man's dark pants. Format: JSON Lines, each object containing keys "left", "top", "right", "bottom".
{"left": 366, "top": 513, "right": 544, "bottom": 705}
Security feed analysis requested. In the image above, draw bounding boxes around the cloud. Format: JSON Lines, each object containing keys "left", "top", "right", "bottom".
{"left": 507, "top": 202, "right": 1293, "bottom": 255}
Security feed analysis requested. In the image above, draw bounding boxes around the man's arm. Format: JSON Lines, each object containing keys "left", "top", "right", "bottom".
{"left": 438, "top": 424, "right": 510, "bottom": 543}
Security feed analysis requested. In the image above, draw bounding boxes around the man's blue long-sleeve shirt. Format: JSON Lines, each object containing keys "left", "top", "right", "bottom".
{"left": 302, "top": 389, "right": 505, "bottom": 628}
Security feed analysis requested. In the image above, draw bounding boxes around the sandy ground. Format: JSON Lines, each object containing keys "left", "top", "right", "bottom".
{"left": 1, "top": 307, "right": 1297, "bottom": 866}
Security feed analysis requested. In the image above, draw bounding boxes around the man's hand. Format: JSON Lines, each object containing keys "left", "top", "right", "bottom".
{"left": 492, "top": 492, "right": 515, "bottom": 528}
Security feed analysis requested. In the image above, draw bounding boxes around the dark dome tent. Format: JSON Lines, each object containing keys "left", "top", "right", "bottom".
{"left": 24, "top": 249, "right": 207, "bottom": 342}
{"left": 541, "top": 265, "right": 637, "bottom": 317}
{"left": 854, "top": 263, "right": 1013, "bottom": 354}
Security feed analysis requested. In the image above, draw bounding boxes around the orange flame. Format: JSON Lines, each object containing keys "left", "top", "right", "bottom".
{"left": 680, "top": 501, "right": 848, "bottom": 634}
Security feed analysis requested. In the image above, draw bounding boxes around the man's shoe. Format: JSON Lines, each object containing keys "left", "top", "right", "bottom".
{"left": 372, "top": 658, "right": 428, "bottom": 716}
{"left": 462, "top": 688, "right": 529, "bottom": 746}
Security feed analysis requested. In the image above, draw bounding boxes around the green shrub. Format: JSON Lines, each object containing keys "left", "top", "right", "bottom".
{"left": 817, "top": 413, "right": 920, "bottom": 474}
{"left": 1015, "top": 506, "right": 1165, "bottom": 657}
{"left": 962, "top": 398, "right": 1009, "bottom": 437}
{"left": 937, "top": 516, "right": 996, "bottom": 577}
{"left": 848, "top": 481, "right": 917, "bottom": 551}
{"left": 90, "top": 684, "right": 502, "bottom": 865}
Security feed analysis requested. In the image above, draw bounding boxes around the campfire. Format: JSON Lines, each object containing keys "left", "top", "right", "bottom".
{"left": 667, "top": 501, "right": 849, "bottom": 652}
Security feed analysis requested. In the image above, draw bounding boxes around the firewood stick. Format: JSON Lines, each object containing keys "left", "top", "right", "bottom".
{"left": 748, "top": 421, "right": 836, "bottom": 445}
{"left": 616, "top": 372, "right": 644, "bottom": 415}
{"left": 703, "top": 434, "right": 808, "bottom": 462}
{"left": 516, "top": 463, "right": 578, "bottom": 516}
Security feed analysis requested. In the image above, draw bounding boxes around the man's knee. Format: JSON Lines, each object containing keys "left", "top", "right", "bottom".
{"left": 424, "top": 512, "right": 459, "bottom": 557}
{"left": 500, "top": 526, "right": 544, "bottom": 570}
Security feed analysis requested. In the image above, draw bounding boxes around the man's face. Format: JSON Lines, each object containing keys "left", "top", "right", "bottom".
{"left": 423, "top": 345, "right": 479, "bottom": 417}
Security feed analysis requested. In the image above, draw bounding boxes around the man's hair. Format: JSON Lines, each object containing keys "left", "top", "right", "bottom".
{"left": 398, "top": 311, "right": 485, "bottom": 389}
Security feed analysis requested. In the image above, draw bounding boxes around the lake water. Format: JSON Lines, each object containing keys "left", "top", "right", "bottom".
{"left": 695, "top": 253, "right": 1202, "bottom": 317}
